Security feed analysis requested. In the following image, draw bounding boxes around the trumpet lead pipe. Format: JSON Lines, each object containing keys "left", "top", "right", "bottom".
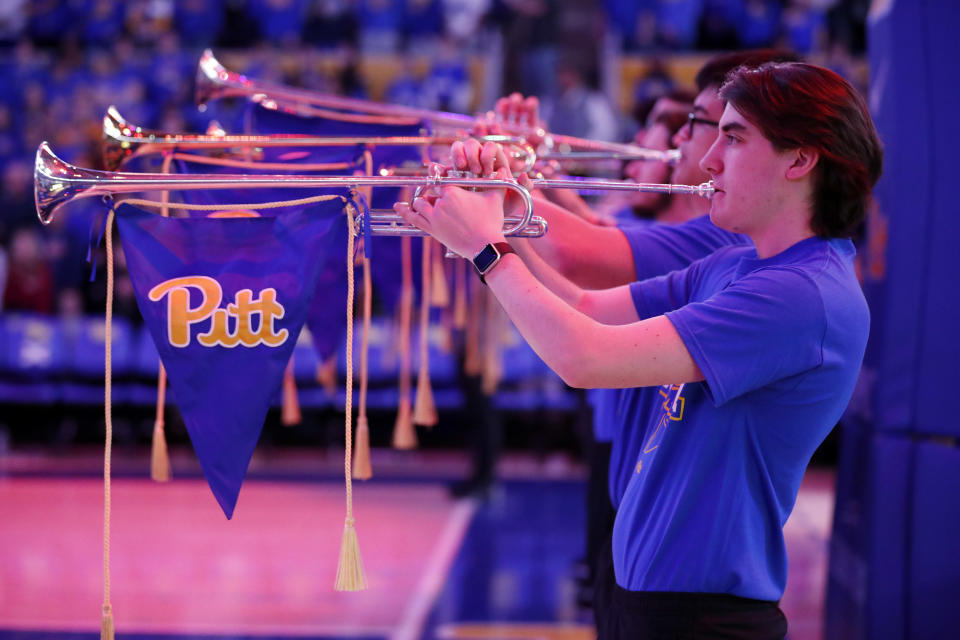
{"left": 540, "top": 149, "right": 681, "bottom": 164}
{"left": 529, "top": 177, "right": 714, "bottom": 199}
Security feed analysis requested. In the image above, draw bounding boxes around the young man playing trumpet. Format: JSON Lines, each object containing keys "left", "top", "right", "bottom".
{"left": 492, "top": 48, "right": 801, "bottom": 632}
{"left": 396, "top": 62, "right": 882, "bottom": 638}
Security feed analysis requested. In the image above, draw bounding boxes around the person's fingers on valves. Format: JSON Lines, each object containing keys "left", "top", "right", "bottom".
{"left": 488, "top": 142, "right": 511, "bottom": 172}
{"left": 427, "top": 161, "right": 447, "bottom": 178}
{"left": 481, "top": 141, "right": 503, "bottom": 175}
{"left": 412, "top": 195, "right": 434, "bottom": 216}
{"left": 510, "top": 93, "right": 526, "bottom": 122}
{"left": 463, "top": 138, "right": 484, "bottom": 175}
{"left": 523, "top": 95, "right": 539, "bottom": 124}
{"left": 394, "top": 201, "right": 425, "bottom": 231}
{"left": 450, "top": 140, "right": 467, "bottom": 171}
{"left": 517, "top": 171, "right": 534, "bottom": 191}
{"left": 498, "top": 94, "right": 511, "bottom": 123}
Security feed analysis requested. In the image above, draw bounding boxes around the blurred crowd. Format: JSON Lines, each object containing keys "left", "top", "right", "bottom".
{"left": 0, "top": 0, "right": 868, "bottom": 317}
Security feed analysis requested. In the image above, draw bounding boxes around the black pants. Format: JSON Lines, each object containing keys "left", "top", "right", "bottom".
{"left": 603, "top": 586, "right": 788, "bottom": 640}
{"left": 594, "top": 530, "right": 616, "bottom": 636}
{"left": 586, "top": 441, "right": 615, "bottom": 585}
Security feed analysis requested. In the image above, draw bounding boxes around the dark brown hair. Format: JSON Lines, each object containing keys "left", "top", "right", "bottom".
{"left": 720, "top": 62, "right": 883, "bottom": 237}
{"left": 695, "top": 49, "right": 801, "bottom": 92}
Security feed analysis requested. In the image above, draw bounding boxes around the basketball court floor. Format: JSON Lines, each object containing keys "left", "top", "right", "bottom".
{"left": 0, "top": 449, "right": 833, "bottom": 640}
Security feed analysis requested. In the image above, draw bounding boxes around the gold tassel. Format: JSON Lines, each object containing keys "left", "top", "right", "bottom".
{"left": 281, "top": 356, "right": 301, "bottom": 426}
{"left": 101, "top": 603, "right": 115, "bottom": 640}
{"left": 353, "top": 255, "right": 374, "bottom": 479}
{"left": 413, "top": 238, "right": 438, "bottom": 427}
{"left": 453, "top": 258, "right": 467, "bottom": 329}
{"left": 102, "top": 209, "right": 117, "bottom": 639}
{"left": 334, "top": 517, "right": 367, "bottom": 591}
{"left": 336, "top": 205, "right": 367, "bottom": 591}
{"left": 150, "top": 420, "right": 171, "bottom": 483}
{"left": 393, "top": 236, "right": 417, "bottom": 448}
{"left": 413, "top": 365, "right": 438, "bottom": 427}
{"left": 430, "top": 241, "right": 450, "bottom": 307}
{"left": 352, "top": 415, "right": 372, "bottom": 480}
{"left": 151, "top": 158, "right": 175, "bottom": 483}
{"left": 151, "top": 363, "right": 171, "bottom": 482}
{"left": 392, "top": 397, "right": 417, "bottom": 449}
{"left": 316, "top": 355, "right": 337, "bottom": 396}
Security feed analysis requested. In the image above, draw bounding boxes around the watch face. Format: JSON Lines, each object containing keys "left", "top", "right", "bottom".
{"left": 473, "top": 244, "right": 499, "bottom": 273}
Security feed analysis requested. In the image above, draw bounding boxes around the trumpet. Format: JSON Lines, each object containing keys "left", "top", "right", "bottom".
{"left": 102, "top": 107, "right": 537, "bottom": 173}
{"left": 195, "top": 50, "right": 680, "bottom": 166}
{"left": 37, "top": 142, "right": 542, "bottom": 238}
{"left": 35, "top": 143, "right": 712, "bottom": 233}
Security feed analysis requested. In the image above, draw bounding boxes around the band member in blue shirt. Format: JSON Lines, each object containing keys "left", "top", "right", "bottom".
{"left": 396, "top": 61, "right": 882, "bottom": 638}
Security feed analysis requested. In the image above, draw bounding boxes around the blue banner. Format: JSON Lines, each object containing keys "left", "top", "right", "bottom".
{"left": 115, "top": 200, "right": 349, "bottom": 517}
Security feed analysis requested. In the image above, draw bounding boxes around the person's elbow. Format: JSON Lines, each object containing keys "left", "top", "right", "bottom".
{"left": 573, "top": 291, "right": 603, "bottom": 321}
{"left": 550, "top": 346, "right": 604, "bottom": 389}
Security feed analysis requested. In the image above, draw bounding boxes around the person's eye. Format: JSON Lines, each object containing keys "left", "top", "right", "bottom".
{"left": 725, "top": 135, "right": 739, "bottom": 145}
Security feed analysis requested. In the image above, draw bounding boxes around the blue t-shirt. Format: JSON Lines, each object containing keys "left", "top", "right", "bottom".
{"left": 605, "top": 215, "right": 747, "bottom": 505}
{"left": 588, "top": 216, "right": 655, "bottom": 445}
{"left": 613, "top": 236, "right": 869, "bottom": 600}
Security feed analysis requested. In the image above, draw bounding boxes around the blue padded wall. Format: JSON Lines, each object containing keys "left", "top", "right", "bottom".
{"left": 827, "top": 2, "right": 960, "bottom": 637}
{"left": 907, "top": 441, "right": 960, "bottom": 639}
{"left": 864, "top": 0, "right": 960, "bottom": 436}
{"left": 826, "top": 425, "right": 911, "bottom": 640}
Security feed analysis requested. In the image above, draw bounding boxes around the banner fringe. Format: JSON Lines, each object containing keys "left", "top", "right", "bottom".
{"left": 335, "top": 204, "right": 366, "bottom": 591}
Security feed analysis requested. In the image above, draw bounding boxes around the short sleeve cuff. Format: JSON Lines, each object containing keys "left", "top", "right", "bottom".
{"left": 665, "top": 309, "right": 729, "bottom": 407}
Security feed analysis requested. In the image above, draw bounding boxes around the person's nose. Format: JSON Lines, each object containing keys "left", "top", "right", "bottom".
{"left": 672, "top": 123, "right": 690, "bottom": 148}
{"left": 699, "top": 138, "right": 722, "bottom": 177}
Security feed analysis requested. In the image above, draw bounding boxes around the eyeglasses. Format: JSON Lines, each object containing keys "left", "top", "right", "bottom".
{"left": 686, "top": 112, "right": 720, "bottom": 138}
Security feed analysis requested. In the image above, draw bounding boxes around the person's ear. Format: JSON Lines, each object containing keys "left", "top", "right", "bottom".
{"left": 785, "top": 147, "right": 819, "bottom": 181}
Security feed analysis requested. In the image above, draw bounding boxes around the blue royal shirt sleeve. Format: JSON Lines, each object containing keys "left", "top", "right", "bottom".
{"left": 627, "top": 249, "right": 719, "bottom": 320}
{"left": 665, "top": 267, "right": 826, "bottom": 406}
{"left": 628, "top": 270, "right": 690, "bottom": 320}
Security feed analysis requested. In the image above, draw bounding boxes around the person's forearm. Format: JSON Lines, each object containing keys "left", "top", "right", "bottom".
{"left": 483, "top": 253, "right": 701, "bottom": 389}
{"left": 527, "top": 197, "right": 637, "bottom": 289}
{"left": 510, "top": 238, "right": 585, "bottom": 307}
{"left": 512, "top": 238, "right": 639, "bottom": 325}
{"left": 542, "top": 188, "right": 596, "bottom": 220}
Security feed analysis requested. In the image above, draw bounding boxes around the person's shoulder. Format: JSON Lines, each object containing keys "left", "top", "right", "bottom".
{"left": 670, "top": 215, "right": 751, "bottom": 247}
{"left": 749, "top": 238, "right": 867, "bottom": 322}
{"left": 698, "top": 242, "right": 753, "bottom": 267}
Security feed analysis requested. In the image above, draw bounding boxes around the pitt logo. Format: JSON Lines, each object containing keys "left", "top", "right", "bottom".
{"left": 642, "top": 384, "right": 686, "bottom": 456}
{"left": 148, "top": 276, "right": 288, "bottom": 348}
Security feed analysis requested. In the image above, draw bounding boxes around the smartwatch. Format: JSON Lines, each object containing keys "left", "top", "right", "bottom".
{"left": 472, "top": 241, "right": 516, "bottom": 284}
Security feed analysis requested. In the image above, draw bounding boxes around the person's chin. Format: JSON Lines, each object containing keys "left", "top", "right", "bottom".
{"left": 708, "top": 196, "right": 727, "bottom": 228}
